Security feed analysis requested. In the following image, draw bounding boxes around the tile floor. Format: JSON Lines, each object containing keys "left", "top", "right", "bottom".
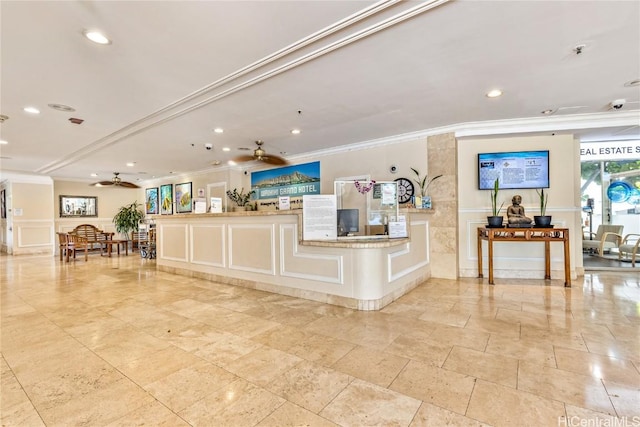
{"left": 1, "top": 253, "right": 639, "bottom": 427}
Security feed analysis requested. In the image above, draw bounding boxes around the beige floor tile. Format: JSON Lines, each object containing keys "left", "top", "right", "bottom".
{"left": 144, "top": 360, "right": 237, "bottom": 412}
{"left": 178, "top": 378, "right": 285, "bottom": 427}
{"left": 518, "top": 360, "right": 616, "bottom": 415}
{"left": 385, "top": 333, "right": 453, "bottom": 367}
{"left": 428, "top": 324, "right": 491, "bottom": 352}
{"left": 194, "top": 331, "right": 264, "bottom": 365}
{"left": 2, "top": 255, "right": 639, "bottom": 426}
{"left": 256, "top": 401, "right": 339, "bottom": 427}
{"left": 466, "top": 379, "right": 566, "bottom": 427}
{"left": 38, "top": 377, "right": 155, "bottom": 426}
{"left": 443, "top": 346, "right": 518, "bottom": 388}
{"left": 465, "top": 316, "right": 521, "bottom": 339}
{"left": 265, "top": 360, "right": 352, "bottom": 413}
{"left": 320, "top": 378, "right": 421, "bottom": 427}
{"left": 118, "top": 345, "right": 205, "bottom": 387}
{"left": 602, "top": 380, "right": 640, "bottom": 418}
{"left": 389, "top": 360, "right": 476, "bottom": 415}
{"left": 222, "top": 346, "right": 303, "bottom": 387}
{"left": 495, "top": 307, "right": 550, "bottom": 328}
{"left": 409, "top": 402, "right": 489, "bottom": 426}
{"left": 105, "top": 400, "right": 191, "bottom": 427}
{"left": 582, "top": 332, "right": 640, "bottom": 363}
{"left": 418, "top": 306, "right": 471, "bottom": 327}
{"left": 163, "top": 322, "right": 228, "bottom": 352}
{"left": 520, "top": 324, "right": 588, "bottom": 351}
{"left": 485, "top": 334, "right": 557, "bottom": 367}
{"left": 0, "top": 400, "right": 46, "bottom": 427}
{"left": 332, "top": 345, "right": 410, "bottom": 388}
{"left": 555, "top": 346, "right": 640, "bottom": 386}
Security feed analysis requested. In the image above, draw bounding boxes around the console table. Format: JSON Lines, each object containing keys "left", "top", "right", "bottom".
{"left": 477, "top": 227, "right": 571, "bottom": 287}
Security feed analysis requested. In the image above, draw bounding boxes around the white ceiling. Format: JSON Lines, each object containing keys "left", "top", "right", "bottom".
{"left": 1, "top": 0, "right": 639, "bottom": 185}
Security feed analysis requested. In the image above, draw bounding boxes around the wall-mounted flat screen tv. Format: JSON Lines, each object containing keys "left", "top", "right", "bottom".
{"left": 478, "top": 150, "right": 550, "bottom": 190}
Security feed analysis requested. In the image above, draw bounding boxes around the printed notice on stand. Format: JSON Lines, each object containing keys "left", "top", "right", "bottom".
{"left": 279, "top": 196, "right": 290, "bottom": 211}
{"left": 302, "top": 195, "right": 337, "bottom": 240}
{"left": 388, "top": 221, "right": 407, "bottom": 238}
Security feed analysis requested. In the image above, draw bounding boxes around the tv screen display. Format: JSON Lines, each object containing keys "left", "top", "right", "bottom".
{"left": 478, "top": 150, "right": 550, "bottom": 190}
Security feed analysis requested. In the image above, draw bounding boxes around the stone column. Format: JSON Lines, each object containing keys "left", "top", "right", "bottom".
{"left": 427, "top": 133, "right": 458, "bottom": 279}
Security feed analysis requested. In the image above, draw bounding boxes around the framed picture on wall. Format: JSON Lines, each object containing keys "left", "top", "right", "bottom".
{"left": 160, "top": 184, "right": 173, "bottom": 215}
{"left": 145, "top": 187, "right": 159, "bottom": 215}
{"left": 59, "top": 195, "right": 97, "bottom": 218}
{"left": 175, "top": 182, "right": 192, "bottom": 214}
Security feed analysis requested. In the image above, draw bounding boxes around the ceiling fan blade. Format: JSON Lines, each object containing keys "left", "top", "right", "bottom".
{"left": 91, "top": 181, "right": 114, "bottom": 186}
{"left": 119, "top": 181, "right": 140, "bottom": 188}
{"left": 262, "top": 155, "right": 288, "bottom": 166}
{"left": 232, "top": 155, "right": 258, "bottom": 163}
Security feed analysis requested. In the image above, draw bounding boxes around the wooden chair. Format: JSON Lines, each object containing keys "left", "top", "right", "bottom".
{"left": 618, "top": 233, "right": 640, "bottom": 267}
{"left": 66, "top": 234, "right": 89, "bottom": 262}
{"left": 582, "top": 224, "right": 623, "bottom": 255}
{"left": 56, "top": 232, "right": 71, "bottom": 261}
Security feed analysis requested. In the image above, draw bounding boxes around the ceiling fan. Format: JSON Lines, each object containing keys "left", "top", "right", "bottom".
{"left": 90, "top": 172, "right": 140, "bottom": 188}
{"left": 232, "top": 140, "right": 288, "bottom": 166}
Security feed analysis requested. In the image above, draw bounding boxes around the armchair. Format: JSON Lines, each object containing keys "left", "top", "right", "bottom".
{"left": 618, "top": 233, "right": 640, "bottom": 267}
{"left": 582, "top": 224, "right": 624, "bottom": 255}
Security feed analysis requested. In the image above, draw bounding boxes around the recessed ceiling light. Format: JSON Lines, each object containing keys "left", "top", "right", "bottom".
{"left": 624, "top": 79, "right": 640, "bottom": 87}
{"left": 213, "top": 128, "right": 224, "bottom": 134}
{"left": 212, "top": 160, "right": 221, "bottom": 165}
{"left": 83, "top": 30, "right": 111, "bottom": 45}
{"left": 222, "top": 147, "right": 231, "bottom": 152}
{"left": 541, "top": 109, "right": 555, "bottom": 115}
{"left": 23, "top": 106, "right": 40, "bottom": 114}
{"left": 291, "top": 129, "right": 301, "bottom": 135}
{"left": 48, "top": 103, "right": 75, "bottom": 112}
{"left": 486, "top": 89, "right": 503, "bottom": 98}
{"left": 126, "top": 162, "right": 135, "bottom": 167}
{"left": 0, "top": 140, "right": 8, "bottom": 145}
{"left": 90, "top": 173, "right": 98, "bottom": 177}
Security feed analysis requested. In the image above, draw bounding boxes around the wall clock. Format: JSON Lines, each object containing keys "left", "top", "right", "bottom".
{"left": 394, "top": 178, "right": 414, "bottom": 204}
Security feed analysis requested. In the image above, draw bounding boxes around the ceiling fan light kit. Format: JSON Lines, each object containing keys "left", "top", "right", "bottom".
{"left": 232, "top": 140, "right": 288, "bottom": 166}
{"left": 91, "top": 172, "right": 139, "bottom": 188}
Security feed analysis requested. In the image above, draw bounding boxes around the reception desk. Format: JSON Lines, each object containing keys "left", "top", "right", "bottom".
{"left": 152, "top": 210, "right": 433, "bottom": 310}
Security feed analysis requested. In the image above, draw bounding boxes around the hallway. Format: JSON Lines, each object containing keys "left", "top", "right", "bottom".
{"left": 1, "top": 254, "right": 638, "bottom": 426}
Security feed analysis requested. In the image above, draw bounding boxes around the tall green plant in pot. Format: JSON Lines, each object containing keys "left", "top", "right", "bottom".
{"left": 113, "top": 201, "right": 144, "bottom": 239}
{"left": 488, "top": 178, "right": 505, "bottom": 227}
{"left": 534, "top": 188, "right": 551, "bottom": 227}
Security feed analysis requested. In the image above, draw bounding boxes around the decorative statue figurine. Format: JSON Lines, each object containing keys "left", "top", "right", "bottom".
{"left": 507, "top": 195, "right": 532, "bottom": 225}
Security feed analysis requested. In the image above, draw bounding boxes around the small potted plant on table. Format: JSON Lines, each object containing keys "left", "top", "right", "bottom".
{"left": 487, "top": 178, "right": 505, "bottom": 227}
{"left": 534, "top": 188, "right": 552, "bottom": 227}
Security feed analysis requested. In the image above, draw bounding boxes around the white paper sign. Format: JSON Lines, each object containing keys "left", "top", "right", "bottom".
{"left": 279, "top": 196, "right": 290, "bottom": 210}
{"left": 388, "top": 221, "right": 407, "bottom": 238}
{"left": 302, "top": 195, "right": 337, "bottom": 240}
{"left": 194, "top": 198, "right": 207, "bottom": 214}
{"left": 210, "top": 197, "right": 223, "bottom": 213}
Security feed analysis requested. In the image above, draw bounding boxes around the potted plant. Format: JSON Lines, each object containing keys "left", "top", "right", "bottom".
{"left": 487, "top": 178, "right": 505, "bottom": 227}
{"left": 113, "top": 201, "right": 144, "bottom": 239}
{"left": 226, "top": 188, "right": 255, "bottom": 211}
{"left": 410, "top": 167, "right": 443, "bottom": 209}
{"left": 534, "top": 188, "right": 552, "bottom": 227}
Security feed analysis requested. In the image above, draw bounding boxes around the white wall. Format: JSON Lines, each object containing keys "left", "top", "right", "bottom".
{"left": 457, "top": 134, "right": 582, "bottom": 279}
